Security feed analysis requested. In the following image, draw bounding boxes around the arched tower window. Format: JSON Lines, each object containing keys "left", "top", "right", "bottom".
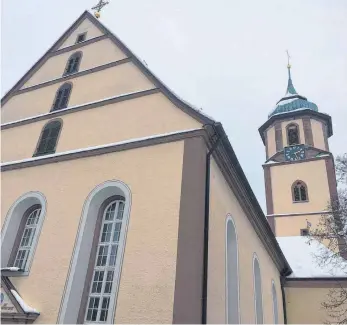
{"left": 253, "top": 254, "right": 263, "bottom": 324}
{"left": 34, "top": 120, "right": 62, "bottom": 156}
{"left": 271, "top": 280, "right": 279, "bottom": 324}
{"left": 64, "top": 52, "right": 82, "bottom": 75}
{"left": 226, "top": 215, "right": 240, "bottom": 324}
{"left": 52, "top": 83, "right": 72, "bottom": 111}
{"left": 287, "top": 123, "right": 300, "bottom": 145}
{"left": 292, "top": 180, "right": 308, "bottom": 202}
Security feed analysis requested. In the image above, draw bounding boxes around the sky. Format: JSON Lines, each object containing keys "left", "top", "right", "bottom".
{"left": 1, "top": 0, "right": 347, "bottom": 211}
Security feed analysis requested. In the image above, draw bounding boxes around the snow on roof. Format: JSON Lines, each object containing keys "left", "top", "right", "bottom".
{"left": 277, "top": 236, "right": 347, "bottom": 278}
{"left": 1, "top": 267, "right": 21, "bottom": 272}
{"left": 1, "top": 128, "right": 200, "bottom": 167}
{"left": 10, "top": 289, "right": 39, "bottom": 314}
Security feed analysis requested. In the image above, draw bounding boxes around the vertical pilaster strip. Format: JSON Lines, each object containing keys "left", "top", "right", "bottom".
{"left": 264, "top": 166, "right": 275, "bottom": 234}
{"left": 264, "top": 130, "right": 269, "bottom": 159}
{"left": 173, "top": 137, "right": 207, "bottom": 323}
{"left": 303, "top": 117, "right": 314, "bottom": 146}
{"left": 274, "top": 122, "right": 283, "bottom": 152}
{"left": 322, "top": 122, "right": 330, "bottom": 151}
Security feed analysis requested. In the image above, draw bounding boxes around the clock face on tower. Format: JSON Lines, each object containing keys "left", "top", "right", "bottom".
{"left": 284, "top": 144, "right": 306, "bottom": 161}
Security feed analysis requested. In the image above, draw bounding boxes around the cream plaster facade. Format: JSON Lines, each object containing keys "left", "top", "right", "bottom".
{"left": 1, "top": 92, "right": 201, "bottom": 162}
{"left": 1, "top": 142, "right": 184, "bottom": 324}
{"left": 285, "top": 286, "right": 336, "bottom": 324}
{"left": 23, "top": 39, "right": 127, "bottom": 88}
{"left": 208, "top": 159, "right": 283, "bottom": 324}
{"left": 58, "top": 18, "right": 103, "bottom": 49}
{"left": 2, "top": 62, "right": 155, "bottom": 124}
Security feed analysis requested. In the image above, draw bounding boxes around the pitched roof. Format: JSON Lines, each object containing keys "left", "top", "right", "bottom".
{"left": 1, "top": 11, "right": 213, "bottom": 126}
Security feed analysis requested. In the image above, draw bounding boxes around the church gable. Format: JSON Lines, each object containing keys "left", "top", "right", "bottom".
{"left": 57, "top": 17, "right": 104, "bottom": 50}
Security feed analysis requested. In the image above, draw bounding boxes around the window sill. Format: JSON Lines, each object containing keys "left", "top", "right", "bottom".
{"left": 1, "top": 270, "right": 29, "bottom": 277}
{"left": 33, "top": 151, "right": 56, "bottom": 158}
{"left": 293, "top": 200, "right": 309, "bottom": 204}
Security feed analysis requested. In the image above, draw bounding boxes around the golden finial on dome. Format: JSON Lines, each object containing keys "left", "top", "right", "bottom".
{"left": 92, "top": 0, "right": 109, "bottom": 19}
{"left": 286, "top": 50, "right": 291, "bottom": 69}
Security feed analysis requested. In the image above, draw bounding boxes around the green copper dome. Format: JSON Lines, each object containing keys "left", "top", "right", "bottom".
{"left": 268, "top": 65, "right": 318, "bottom": 118}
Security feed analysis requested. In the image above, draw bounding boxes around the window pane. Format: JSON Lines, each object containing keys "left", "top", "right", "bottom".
{"left": 100, "top": 297, "right": 110, "bottom": 321}
{"left": 104, "top": 271, "right": 114, "bottom": 293}
{"left": 117, "top": 202, "right": 124, "bottom": 220}
{"left": 91, "top": 271, "right": 104, "bottom": 293}
{"left": 101, "top": 223, "right": 112, "bottom": 243}
{"left": 112, "top": 223, "right": 121, "bottom": 243}
{"left": 96, "top": 246, "right": 109, "bottom": 266}
{"left": 300, "top": 186, "right": 307, "bottom": 201}
{"left": 109, "top": 245, "right": 118, "bottom": 266}
{"left": 294, "top": 187, "right": 300, "bottom": 201}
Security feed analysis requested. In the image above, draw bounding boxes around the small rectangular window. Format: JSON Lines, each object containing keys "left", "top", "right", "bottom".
{"left": 76, "top": 33, "right": 86, "bottom": 44}
{"left": 300, "top": 228, "right": 309, "bottom": 236}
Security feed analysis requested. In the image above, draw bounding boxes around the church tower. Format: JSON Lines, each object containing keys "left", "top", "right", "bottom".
{"left": 259, "top": 63, "right": 336, "bottom": 237}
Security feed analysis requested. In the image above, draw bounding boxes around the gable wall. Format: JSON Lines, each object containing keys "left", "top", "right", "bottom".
{"left": 207, "top": 158, "right": 284, "bottom": 323}
{"left": 1, "top": 93, "right": 201, "bottom": 162}
{"left": 22, "top": 38, "right": 127, "bottom": 89}
{"left": 58, "top": 18, "right": 103, "bottom": 49}
{"left": 1, "top": 62, "right": 155, "bottom": 124}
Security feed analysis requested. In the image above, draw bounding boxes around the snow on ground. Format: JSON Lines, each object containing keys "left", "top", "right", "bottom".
{"left": 277, "top": 236, "right": 347, "bottom": 278}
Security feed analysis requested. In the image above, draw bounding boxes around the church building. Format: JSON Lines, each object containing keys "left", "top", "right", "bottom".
{"left": 1, "top": 9, "right": 346, "bottom": 324}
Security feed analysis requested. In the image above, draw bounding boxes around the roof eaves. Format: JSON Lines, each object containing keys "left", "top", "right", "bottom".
{"left": 212, "top": 123, "right": 292, "bottom": 274}
{"left": 84, "top": 11, "right": 214, "bottom": 125}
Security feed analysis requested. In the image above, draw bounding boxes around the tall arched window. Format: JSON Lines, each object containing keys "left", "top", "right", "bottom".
{"left": 271, "top": 281, "right": 279, "bottom": 324}
{"left": 287, "top": 123, "right": 300, "bottom": 145}
{"left": 226, "top": 215, "right": 240, "bottom": 324}
{"left": 84, "top": 198, "right": 125, "bottom": 322}
{"left": 292, "top": 180, "right": 308, "bottom": 202}
{"left": 34, "top": 120, "right": 62, "bottom": 156}
{"left": 64, "top": 52, "right": 82, "bottom": 75}
{"left": 1, "top": 192, "right": 47, "bottom": 274}
{"left": 253, "top": 254, "right": 263, "bottom": 324}
{"left": 52, "top": 83, "right": 72, "bottom": 111}
{"left": 58, "top": 181, "right": 131, "bottom": 324}
{"left": 12, "top": 206, "right": 42, "bottom": 270}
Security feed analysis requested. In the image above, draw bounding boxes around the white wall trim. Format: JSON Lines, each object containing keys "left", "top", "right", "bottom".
{"left": 271, "top": 279, "right": 279, "bottom": 324}
{"left": 225, "top": 214, "right": 241, "bottom": 324}
{"left": 1, "top": 191, "right": 47, "bottom": 275}
{"left": 57, "top": 179, "right": 132, "bottom": 324}
{"left": 252, "top": 253, "right": 264, "bottom": 324}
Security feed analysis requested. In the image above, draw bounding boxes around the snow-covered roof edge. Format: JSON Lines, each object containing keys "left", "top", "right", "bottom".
{"left": 1, "top": 128, "right": 201, "bottom": 167}
{"left": 10, "top": 289, "right": 40, "bottom": 314}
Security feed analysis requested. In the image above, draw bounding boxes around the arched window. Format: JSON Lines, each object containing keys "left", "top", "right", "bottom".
{"left": 12, "top": 206, "right": 42, "bottom": 270}
{"left": 85, "top": 198, "right": 125, "bottom": 322}
{"left": 34, "top": 120, "right": 62, "bottom": 156}
{"left": 64, "top": 52, "right": 82, "bottom": 75}
{"left": 58, "top": 181, "right": 131, "bottom": 324}
{"left": 1, "top": 192, "right": 47, "bottom": 274}
{"left": 271, "top": 281, "right": 279, "bottom": 324}
{"left": 226, "top": 216, "right": 240, "bottom": 324}
{"left": 253, "top": 254, "right": 263, "bottom": 324}
{"left": 287, "top": 123, "right": 300, "bottom": 145}
{"left": 52, "top": 83, "right": 72, "bottom": 111}
{"left": 292, "top": 180, "right": 308, "bottom": 202}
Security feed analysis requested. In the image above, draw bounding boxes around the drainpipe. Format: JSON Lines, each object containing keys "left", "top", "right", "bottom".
{"left": 202, "top": 123, "right": 223, "bottom": 324}
{"left": 280, "top": 271, "right": 289, "bottom": 324}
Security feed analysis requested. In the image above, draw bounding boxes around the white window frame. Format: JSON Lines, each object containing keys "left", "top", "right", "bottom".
{"left": 1, "top": 192, "right": 47, "bottom": 275}
{"left": 253, "top": 253, "right": 264, "bottom": 324}
{"left": 13, "top": 207, "right": 42, "bottom": 270}
{"left": 85, "top": 200, "right": 125, "bottom": 323}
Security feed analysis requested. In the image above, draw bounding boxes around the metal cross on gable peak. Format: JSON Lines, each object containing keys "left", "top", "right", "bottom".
{"left": 91, "top": 0, "right": 110, "bottom": 18}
